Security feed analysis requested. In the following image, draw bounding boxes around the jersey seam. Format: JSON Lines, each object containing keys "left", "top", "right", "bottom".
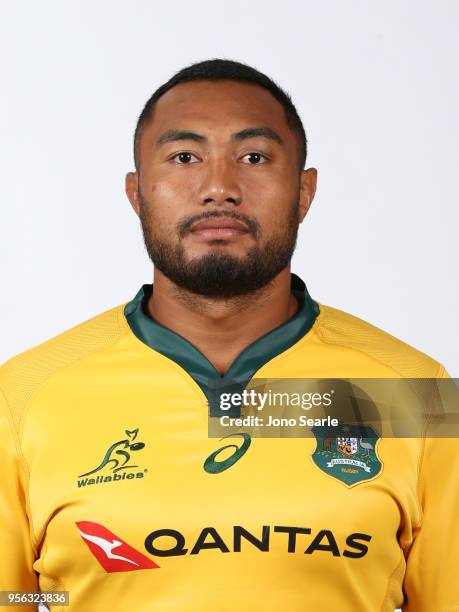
{"left": 16, "top": 309, "right": 131, "bottom": 447}
{"left": 414, "top": 362, "right": 445, "bottom": 533}
{"left": 313, "top": 306, "right": 437, "bottom": 378}
{"left": 40, "top": 535, "right": 68, "bottom": 609}
{"left": 379, "top": 548, "right": 406, "bottom": 612}
{"left": 0, "top": 386, "right": 38, "bottom": 559}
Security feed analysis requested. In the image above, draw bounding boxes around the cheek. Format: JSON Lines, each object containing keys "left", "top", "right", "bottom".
{"left": 260, "top": 199, "right": 300, "bottom": 241}
{"left": 240, "top": 165, "right": 298, "bottom": 202}
{"left": 139, "top": 181, "right": 183, "bottom": 225}
{"left": 145, "top": 173, "right": 197, "bottom": 217}
{"left": 147, "top": 181, "right": 176, "bottom": 206}
{"left": 138, "top": 197, "right": 169, "bottom": 236}
{"left": 242, "top": 178, "right": 298, "bottom": 221}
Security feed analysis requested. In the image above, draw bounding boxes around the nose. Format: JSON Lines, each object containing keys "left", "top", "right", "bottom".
{"left": 198, "top": 158, "right": 242, "bottom": 206}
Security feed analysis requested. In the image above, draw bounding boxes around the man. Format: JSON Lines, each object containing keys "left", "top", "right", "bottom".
{"left": 0, "top": 59, "right": 457, "bottom": 611}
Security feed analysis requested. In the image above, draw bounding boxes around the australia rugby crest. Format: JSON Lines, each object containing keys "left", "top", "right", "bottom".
{"left": 311, "top": 424, "right": 382, "bottom": 487}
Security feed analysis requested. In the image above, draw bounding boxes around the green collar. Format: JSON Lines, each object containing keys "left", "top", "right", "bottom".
{"left": 124, "top": 273, "right": 319, "bottom": 412}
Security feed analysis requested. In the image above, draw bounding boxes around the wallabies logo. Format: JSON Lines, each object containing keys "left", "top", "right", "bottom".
{"left": 78, "top": 428, "right": 146, "bottom": 478}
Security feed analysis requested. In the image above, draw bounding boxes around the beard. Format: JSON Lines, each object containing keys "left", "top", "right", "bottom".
{"left": 138, "top": 197, "right": 300, "bottom": 299}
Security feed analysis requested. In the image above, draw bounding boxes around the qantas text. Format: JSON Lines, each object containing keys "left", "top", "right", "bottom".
{"left": 144, "top": 525, "right": 371, "bottom": 558}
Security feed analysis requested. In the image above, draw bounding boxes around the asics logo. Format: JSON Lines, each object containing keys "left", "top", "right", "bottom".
{"left": 203, "top": 432, "right": 251, "bottom": 474}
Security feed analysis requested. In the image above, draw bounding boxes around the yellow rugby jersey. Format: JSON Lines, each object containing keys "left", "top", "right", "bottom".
{"left": 0, "top": 273, "right": 457, "bottom": 611}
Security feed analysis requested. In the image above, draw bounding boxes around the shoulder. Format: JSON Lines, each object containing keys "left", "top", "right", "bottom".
{"left": 313, "top": 303, "right": 445, "bottom": 378}
{"left": 0, "top": 303, "right": 129, "bottom": 424}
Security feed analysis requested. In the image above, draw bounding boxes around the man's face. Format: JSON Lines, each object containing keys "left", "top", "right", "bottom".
{"left": 126, "top": 80, "right": 316, "bottom": 298}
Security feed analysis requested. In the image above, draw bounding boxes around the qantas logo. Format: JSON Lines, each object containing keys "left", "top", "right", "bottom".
{"left": 76, "top": 521, "right": 159, "bottom": 572}
{"left": 77, "top": 520, "right": 371, "bottom": 572}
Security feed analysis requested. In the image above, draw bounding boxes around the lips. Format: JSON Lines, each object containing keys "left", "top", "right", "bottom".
{"left": 190, "top": 218, "right": 249, "bottom": 232}
{"left": 189, "top": 217, "right": 250, "bottom": 240}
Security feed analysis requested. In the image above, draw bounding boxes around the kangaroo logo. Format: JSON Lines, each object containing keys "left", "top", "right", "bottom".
{"left": 78, "top": 428, "right": 145, "bottom": 478}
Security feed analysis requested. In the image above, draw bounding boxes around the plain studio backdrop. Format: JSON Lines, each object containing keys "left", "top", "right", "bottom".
{"left": 0, "top": 3, "right": 457, "bottom": 612}
{"left": 1, "top": 1, "right": 457, "bottom": 374}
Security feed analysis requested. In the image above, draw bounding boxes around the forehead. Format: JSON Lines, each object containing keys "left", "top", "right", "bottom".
{"left": 143, "top": 80, "right": 291, "bottom": 140}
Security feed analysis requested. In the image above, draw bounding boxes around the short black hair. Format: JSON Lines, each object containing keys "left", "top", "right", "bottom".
{"left": 133, "top": 58, "right": 307, "bottom": 172}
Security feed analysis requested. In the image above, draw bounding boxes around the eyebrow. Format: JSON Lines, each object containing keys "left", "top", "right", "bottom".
{"left": 157, "top": 130, "right": 205, "bottom": 145}
{"left": 156, "top": 127, "right": 284, "bottom": 146}
{"left": 232, "top": 127, "right": 283, "bottom": 145}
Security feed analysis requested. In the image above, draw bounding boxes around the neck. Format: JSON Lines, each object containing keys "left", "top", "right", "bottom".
{"left": 146, "top": 268, "right": 299, "bottom": 376}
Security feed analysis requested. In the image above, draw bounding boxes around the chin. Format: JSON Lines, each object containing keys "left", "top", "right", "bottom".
{"left": 186, "top": 244, "right": 248, "bottom": 260}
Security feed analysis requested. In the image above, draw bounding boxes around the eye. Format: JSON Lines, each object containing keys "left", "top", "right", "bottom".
{"left": 171, "top": 152, "right": 199, "bottom": 164}
{"left": 240, "top": 152, "right": 269, "bottom": 165}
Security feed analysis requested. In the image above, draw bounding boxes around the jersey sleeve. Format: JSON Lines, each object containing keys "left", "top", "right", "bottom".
{"left": 402, "top": 370, "right": 459, "bottom": 611}
{"left": 0, "top": 388, "right": 39, "bottom": 607}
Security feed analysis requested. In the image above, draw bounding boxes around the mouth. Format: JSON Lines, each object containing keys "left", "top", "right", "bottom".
{"left": 189, "top": 217, "right": 250, "bottom": 241}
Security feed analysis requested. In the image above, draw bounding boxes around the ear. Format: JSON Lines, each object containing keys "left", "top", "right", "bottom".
{"left": 125, "top": 171, "right": 140, "bottom": 215}
{"left": 298, "top": 167, "right": 317, "bottom": 222}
